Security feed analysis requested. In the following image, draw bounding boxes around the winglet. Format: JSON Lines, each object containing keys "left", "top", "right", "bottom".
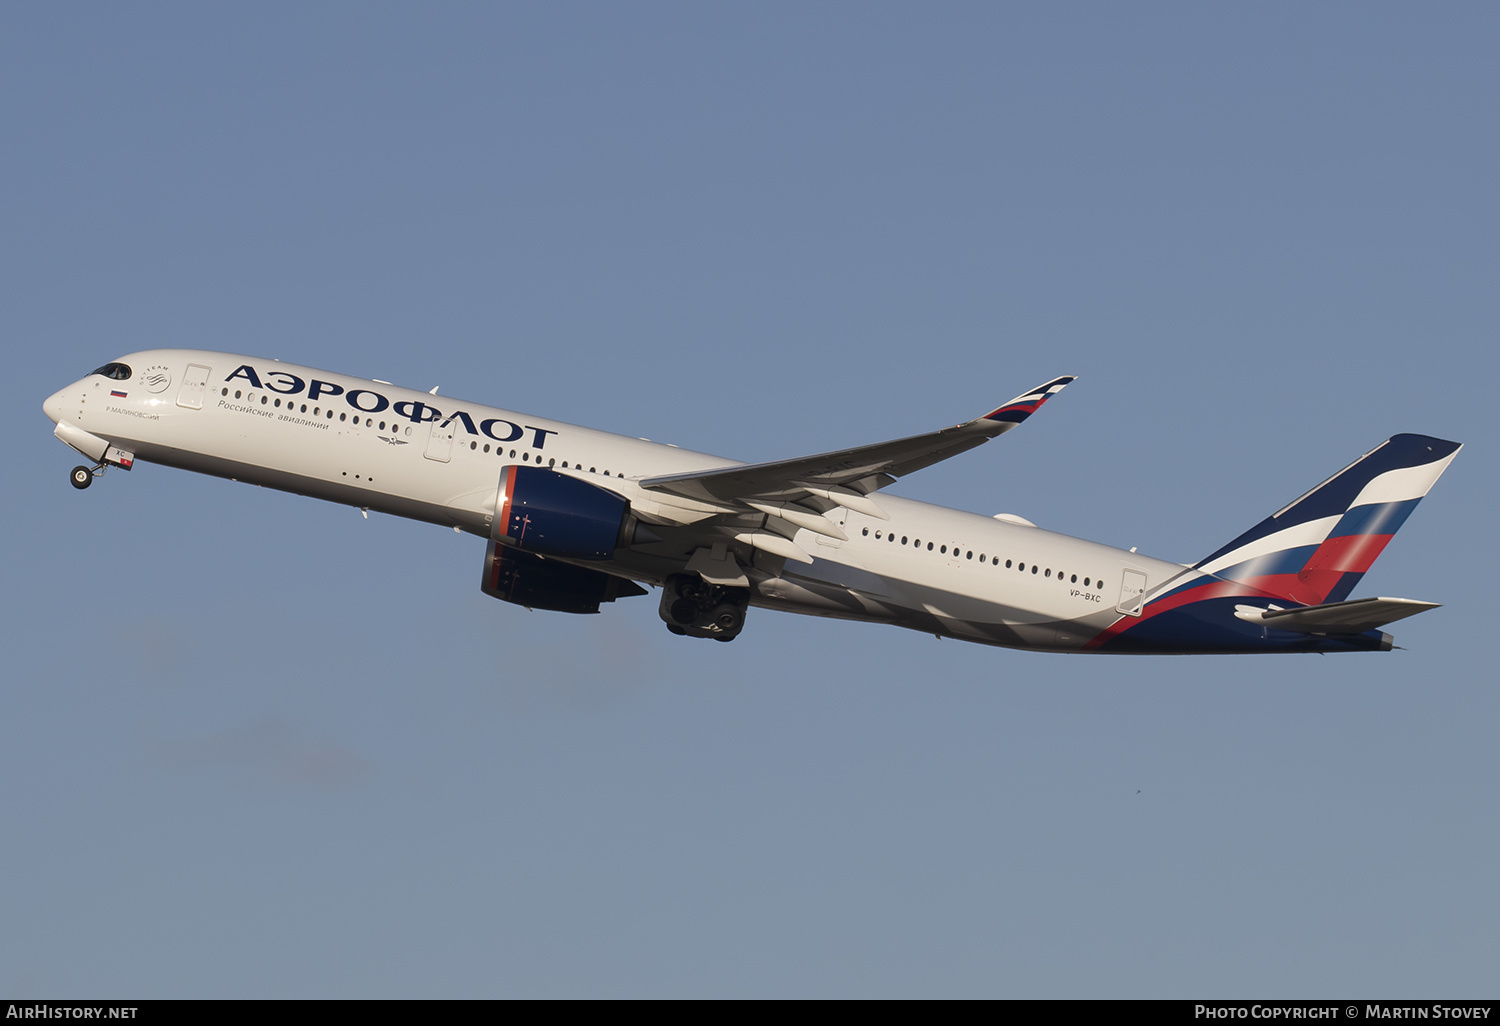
{"left": 981, "top": 375, "right": 1076, "bottom": 425}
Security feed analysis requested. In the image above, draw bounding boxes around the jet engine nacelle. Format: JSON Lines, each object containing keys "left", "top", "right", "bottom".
{"left": 494, "top": 465, "right": 630, "bottom": 560}
{"left": 481, "top": 539, "right": 647, "bottom": 614}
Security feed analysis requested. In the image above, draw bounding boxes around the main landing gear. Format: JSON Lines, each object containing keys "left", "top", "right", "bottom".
{"left": 70, "top": 464, "right": 102, "bottom": 490}
{"left": 659, "top": 573, "right": 750, "bottom": 642}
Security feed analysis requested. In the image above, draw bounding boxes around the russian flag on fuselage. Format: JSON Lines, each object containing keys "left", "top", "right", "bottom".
{"left": 1191, "top": 434, "right": 1462, "bottom": 607}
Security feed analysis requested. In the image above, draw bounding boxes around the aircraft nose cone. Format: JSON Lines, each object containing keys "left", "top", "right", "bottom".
{"left": 43, "top": 388, "right": 67, "bottom": 424}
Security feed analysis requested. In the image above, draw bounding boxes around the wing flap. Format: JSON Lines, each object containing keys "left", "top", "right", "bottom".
{"left": 635, "top": 374, "right": 1072, "bottom": 566}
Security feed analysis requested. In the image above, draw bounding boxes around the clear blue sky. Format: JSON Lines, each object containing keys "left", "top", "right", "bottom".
{"left": 3, "top": 2, "right": 1496, "bottom": 997}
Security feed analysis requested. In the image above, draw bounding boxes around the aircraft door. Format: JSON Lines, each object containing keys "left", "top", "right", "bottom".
{"left": 424, "top": 414, "right": 456, "bottom": 462}
{"left": 176, "top": 364, "right": 212, "bottom": 409}
{"left": 1116, "top": 569, "right": 1147, "bottom": 616}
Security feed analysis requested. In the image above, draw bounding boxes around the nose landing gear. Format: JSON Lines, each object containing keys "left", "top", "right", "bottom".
{"left": 67, "top": 446, "right": 132, "bottom": 490}
{"left": 659, "top": 573, "right": 750, "bottom": 642}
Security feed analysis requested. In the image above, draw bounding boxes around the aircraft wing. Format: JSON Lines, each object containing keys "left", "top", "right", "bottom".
{"left": 639, "top": 376, "right": 1074, "bottom": 518}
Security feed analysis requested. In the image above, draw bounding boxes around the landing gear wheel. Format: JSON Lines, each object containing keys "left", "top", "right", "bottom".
{"left": 659, "top": 572, "right": 751, "bottom": 642}
{"left": 70, "top": 466, "right": 93, "bottom": 490}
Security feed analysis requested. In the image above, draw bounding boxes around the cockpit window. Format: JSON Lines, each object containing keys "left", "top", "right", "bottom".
{"left": 92, "top": 362, "right": 132, "bottom": 380}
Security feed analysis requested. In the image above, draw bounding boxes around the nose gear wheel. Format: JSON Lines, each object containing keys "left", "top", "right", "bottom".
{"left": 70, "top": 464, "right": 103, "bottom": 490}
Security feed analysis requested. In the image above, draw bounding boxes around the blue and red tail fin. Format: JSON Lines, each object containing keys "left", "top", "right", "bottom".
{"left": 1193, "top": 434, "right": 1462, "bottom": 606}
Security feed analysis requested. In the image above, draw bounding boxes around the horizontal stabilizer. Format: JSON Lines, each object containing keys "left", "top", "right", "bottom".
{"left": 1246, "top": 597, "right": 1440, "bottom": 635}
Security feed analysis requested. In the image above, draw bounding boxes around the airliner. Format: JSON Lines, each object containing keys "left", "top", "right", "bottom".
{"left": 44, "top": 351, "right": 1461, "bottom": 653}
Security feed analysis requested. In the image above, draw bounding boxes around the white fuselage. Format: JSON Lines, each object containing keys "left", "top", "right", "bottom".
{"left": 46, "top": 350, "right": 1183, "bottom": 651}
